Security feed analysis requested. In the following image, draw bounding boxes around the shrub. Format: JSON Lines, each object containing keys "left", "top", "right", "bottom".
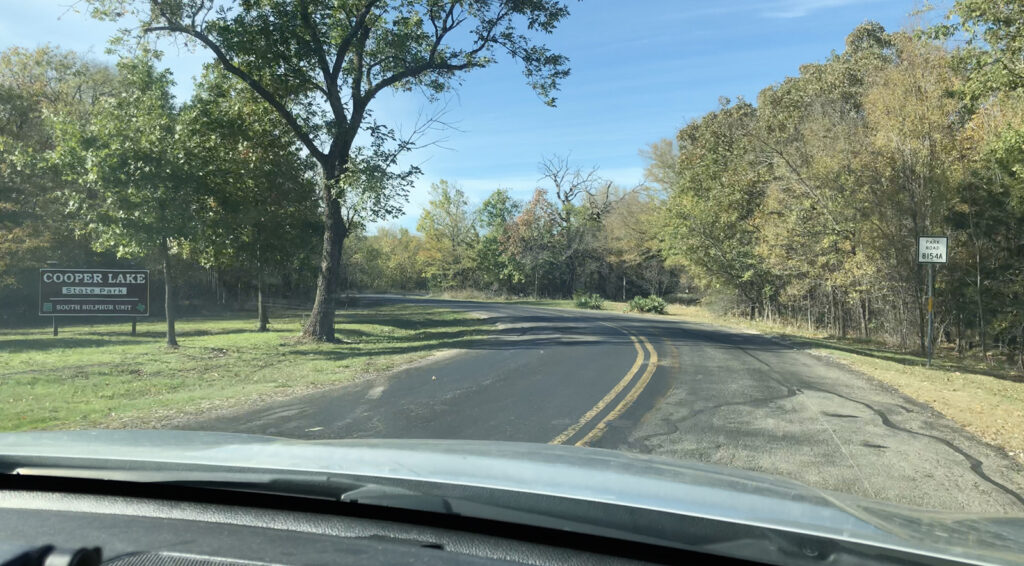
{"left": 627, "top": 295, "right": 667, "bottom": 314}
{"left": 573, "top": 292, "right": 605, "bottom": 310}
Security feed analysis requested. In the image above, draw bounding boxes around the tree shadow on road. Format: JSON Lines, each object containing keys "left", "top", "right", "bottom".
{"left": 288, "top": 311, "right": 657, "bottom": 364}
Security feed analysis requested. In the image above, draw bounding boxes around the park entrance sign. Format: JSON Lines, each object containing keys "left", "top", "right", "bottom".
{"left": 39, "top": 269, "right": 149, "bottom": 317}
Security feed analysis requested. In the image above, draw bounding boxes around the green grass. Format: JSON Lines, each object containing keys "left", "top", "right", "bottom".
{"left": 0, "top": 303, "right": 490, "bottom": 432}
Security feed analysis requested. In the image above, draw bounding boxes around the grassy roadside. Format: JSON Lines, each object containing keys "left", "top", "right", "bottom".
{"left": 438, "top": 292, "right": 1024, "bottom": 464}
{"left": 0, "top": 303, "right": 489, "bottom": 432}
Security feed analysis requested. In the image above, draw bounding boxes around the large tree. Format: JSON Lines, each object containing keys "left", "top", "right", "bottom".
{"left": 91, "top": 0, "right": 571, "bottom": 341}
{"left": 504, "top": 188, "right": 558, "bottom": 297}
{"left": 180, "top": 66, "right": 321, "bottom": 331}
{"left": 51, "top": 55, "right": 194, "bottom": 347}
{"left": 537, "top": 155, "right": 612, "bottom": 296}
{"left": 753, "top": 22, "right": 895, "bottom": 338}
{"left": 417, "top": 179, "right": 477, "bottom": 289}
{"left": 474, "top": 188, "right": 522, "bottom": 293}
{"left": 0, "top": 46, "right": 117, "bottom": 321}
{"left": 662, "top": 98, "right": 774, "bottom": 318}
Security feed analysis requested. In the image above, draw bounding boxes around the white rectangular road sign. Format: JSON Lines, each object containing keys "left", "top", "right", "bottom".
{"left": 918, "top": 236, "right": 948, "bottom": 264}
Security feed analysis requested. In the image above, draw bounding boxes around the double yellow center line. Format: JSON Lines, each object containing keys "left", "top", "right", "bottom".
{"left": 549, "top": 323, "right": 659, "bottom": 447}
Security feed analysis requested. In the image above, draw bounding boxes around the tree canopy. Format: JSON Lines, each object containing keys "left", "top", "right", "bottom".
{"left": 87, "top": 0, "right": 573, "bottom": 341}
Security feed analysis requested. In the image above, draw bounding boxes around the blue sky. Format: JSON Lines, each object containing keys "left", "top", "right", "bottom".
{"left": 1, "top": 0, "right": 933, "bottom": 230}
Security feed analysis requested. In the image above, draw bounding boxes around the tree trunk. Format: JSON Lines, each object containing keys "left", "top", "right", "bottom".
{"left": 302, "top": 167, "right": 348, "bottom": 342}
{"left": 160, "top": 236, "right": 178, "bottom": 348}
{"left": 825, "top": 286, "right": 832, "bottom": 334}
{"left": 956, "top": 312, "right": 964, "bottom": 356}
{"left": 256, "top": 242, "right": 268, "bottom": 332}
{"left": 860, "top": 296, "right": 869, "bottom": 339}
{"left": 966, "top": 210, "right": 987, "bottom": 360}
{"left": 975, "top": 245, "right": 987, "bottom": 360}
{"left": 807, "top": 291, "right": 812, "bottom": 332}
{"left": 836, "top": 289, "right": 847, "bottom": 338}
{"left": 1017, "top": 324, "right": 1024, "bottom": 372}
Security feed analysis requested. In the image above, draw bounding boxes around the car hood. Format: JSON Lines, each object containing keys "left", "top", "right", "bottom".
{"left": 0, "top": 430, "right": 1021, "bottom": 565}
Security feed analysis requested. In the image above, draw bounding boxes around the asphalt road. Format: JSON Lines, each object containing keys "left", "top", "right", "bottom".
{"left": 189, "top": 295, "right": 1024, "bottom": 513}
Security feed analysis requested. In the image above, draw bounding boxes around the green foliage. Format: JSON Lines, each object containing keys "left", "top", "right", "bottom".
{"left": 627, "top": 295, "right": 667, "bottom": 315}
{"left": 51, "top": 53, "right": 193, "bottom": 257}
{"left": 502, "top": 188, "right": 560, "bottom": 296}
{"left": 178, "top": 65, "right": 321, "bottom": 285}
{"left": 0, "top": 46, "right": 121, "bottom": 321}
{"left": 86, "top": 0, "right": 573, "bottom": 339}
{"left": 417, "top": 180, "right": 478, "bottom": 290}
{"left": 48, "top": 52, "right": 194, "bottom": 345}
{"left": 473, "top": 188, "right": 524, "bottom": 293}
{"left": 641, "top": 18, "right": 1024, "bottom": 364}
{"left": 573, "top": 292, "right": 604, "bottom": 310}
{"left": 336, "top": 156, "right": 690, "bottom": 301}
{"left": 602, "top": 189, "right": 681, "bottom": 298}
{"left": 661, "top": 98, "right": 772, "bottom": 308}
{"left": 944, "top": 0, "right": 1024, "bottom": 100}
{"left": 346, "top": 226, "right": 426, "bottom": 291}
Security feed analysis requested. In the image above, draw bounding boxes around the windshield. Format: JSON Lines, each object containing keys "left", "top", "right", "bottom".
{"left": 2, "top": 0, "right": 1023, "bottom": 536}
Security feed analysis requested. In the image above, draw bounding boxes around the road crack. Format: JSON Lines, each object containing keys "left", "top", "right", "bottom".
{"left": 802, "top": 384, "right": 1024, "bottom": 508}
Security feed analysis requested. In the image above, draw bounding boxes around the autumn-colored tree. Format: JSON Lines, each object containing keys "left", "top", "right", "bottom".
{"left": 417, "top": 180, "right": 478, "bottom": 290}
{"left": 0, "top": 46, "right": 117, "bottom": 321}
{"left": 503, "top": 189, "right": 558, "bottom": 297}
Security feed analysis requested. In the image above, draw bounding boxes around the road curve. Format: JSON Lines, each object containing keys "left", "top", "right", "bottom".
{"left": 187, "top": 295, "right": 1024, "bottom": 513}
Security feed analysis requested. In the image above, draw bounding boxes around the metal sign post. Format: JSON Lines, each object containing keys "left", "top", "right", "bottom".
{"left": 918, "top": 236, "right": 948, "bottom": 367}
{"left": 926, "top": 264, "right": 934, "bottom": 366}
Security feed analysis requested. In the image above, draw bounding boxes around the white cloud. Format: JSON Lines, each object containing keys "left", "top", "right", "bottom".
{"left": 759, "top": 0, "right": 882, "bottom": 19}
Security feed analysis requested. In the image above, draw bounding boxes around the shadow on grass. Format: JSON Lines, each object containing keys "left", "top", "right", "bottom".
{"left": 1, "top": 327, "right": 294, "bottom": 350}
{"left": 0, "top": 306, "right": 465, "bottom": 355}
{"left": 0, "top": 337, "right": 120, "bottom": 352}
{"left": 781, "top": 334, "right": 1024, "bottom": 383}
{"left": 95, "top": 328, "right": 280, "bottom": 340}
